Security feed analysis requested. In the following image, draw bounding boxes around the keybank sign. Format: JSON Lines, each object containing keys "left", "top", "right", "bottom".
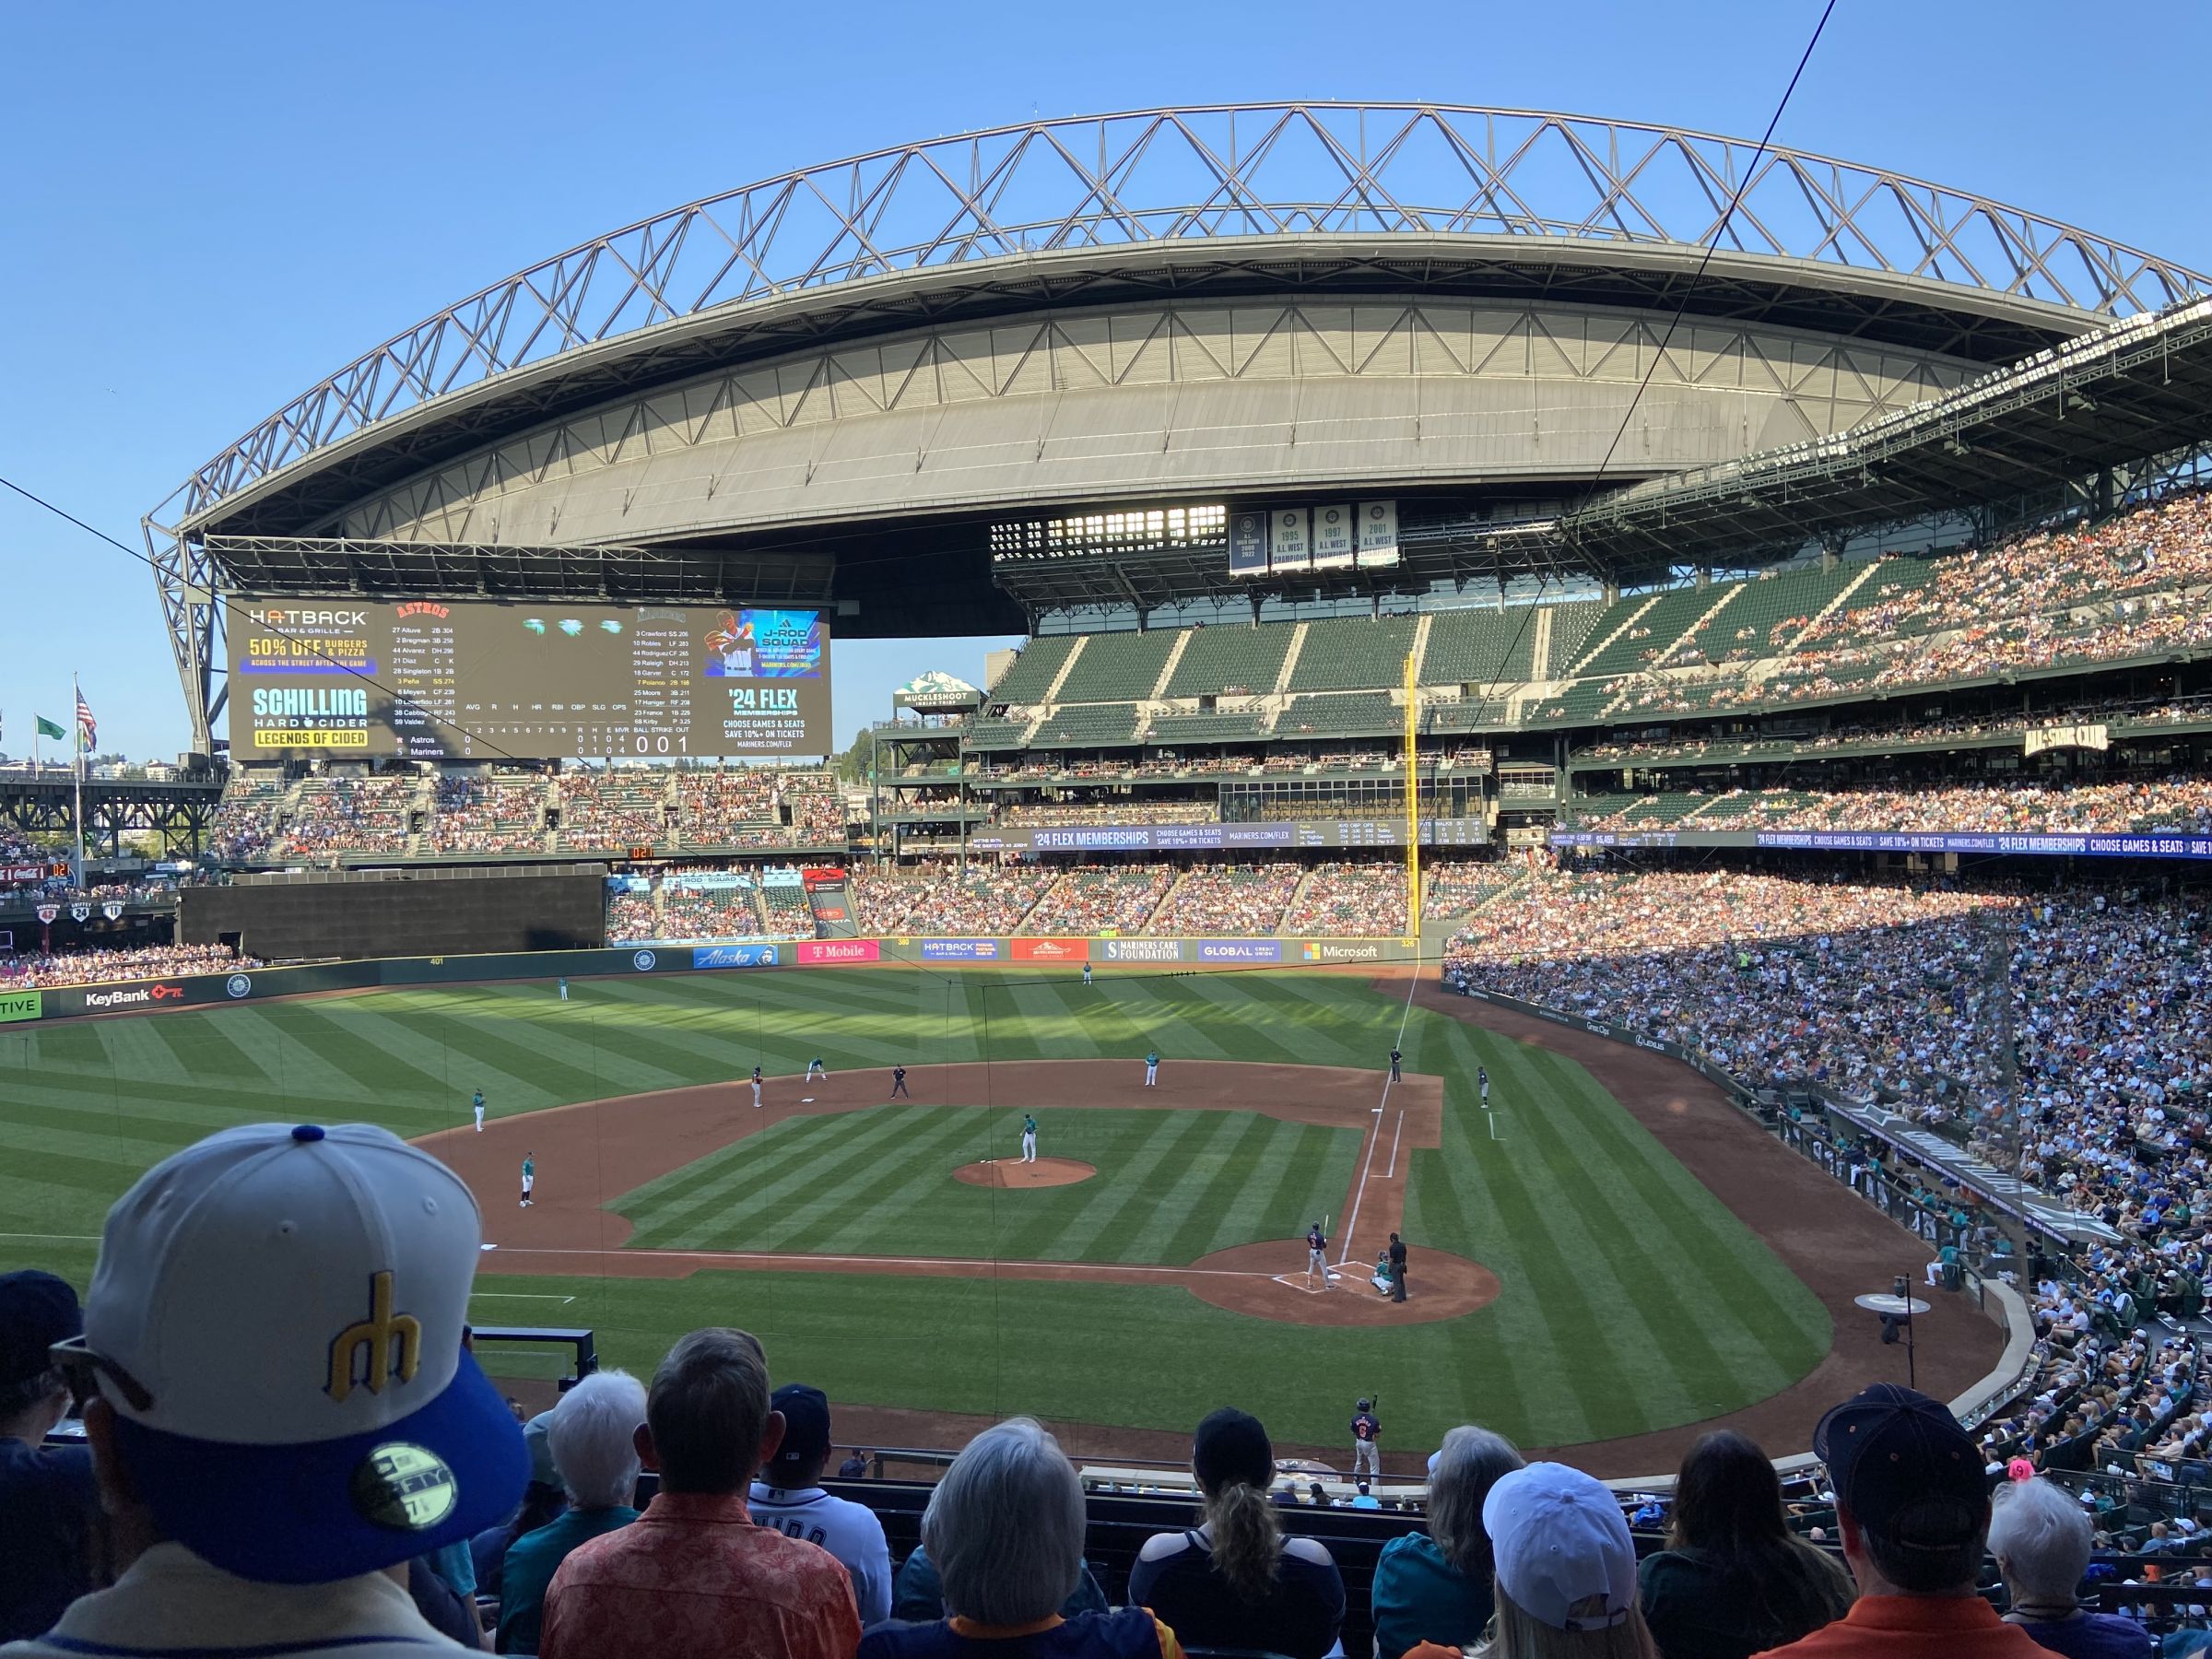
{"left": 0, "top": 991, "right": 40, "bottom": 1023}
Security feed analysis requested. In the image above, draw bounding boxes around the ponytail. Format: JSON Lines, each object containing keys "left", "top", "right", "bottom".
{"left": 1204, "top": 1478, "right": 1284, "bottom": 1602}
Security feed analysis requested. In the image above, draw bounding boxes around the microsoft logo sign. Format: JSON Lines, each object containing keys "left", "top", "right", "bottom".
{"left": 0, "top": 991, "right": 41, "bottom": 1024}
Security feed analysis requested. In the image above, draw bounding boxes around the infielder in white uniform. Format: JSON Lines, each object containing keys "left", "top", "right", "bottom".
{"left": 472, "top": 1088, "right": 486, "bottom": 1133}
{"left": 751, "top": 1065, "right": 764, "bottom": 1109}
{"left": 748, "top": 1384, "right": 892, "bottom": 1626}
{"left": 806, "top": 1056, "right": 828, "bottom": 1082}
{"left": 1144, "top": 1049, "right": 1159, "bottom": 1087}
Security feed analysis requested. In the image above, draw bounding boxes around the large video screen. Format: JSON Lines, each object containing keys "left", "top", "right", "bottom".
{"left": 228, "top": 600, "right": 832, "bottom": 759}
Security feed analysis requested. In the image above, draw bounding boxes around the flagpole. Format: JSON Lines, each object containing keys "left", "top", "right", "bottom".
{"left": 73, "top": 674, "right": 87, "bottom": 888}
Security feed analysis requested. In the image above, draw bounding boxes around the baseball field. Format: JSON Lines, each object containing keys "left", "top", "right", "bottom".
{"left": 0, "top": 962, "right": 1990, "bottom": 1473}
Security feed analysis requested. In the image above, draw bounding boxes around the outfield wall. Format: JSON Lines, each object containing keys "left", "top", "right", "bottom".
{"left": 0, "top": 934, "right": 1417, "bottom": 1023}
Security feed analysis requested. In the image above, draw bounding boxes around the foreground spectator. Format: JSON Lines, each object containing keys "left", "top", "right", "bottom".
{"left": 862, "top": 1417, "right": 1179, "bottom": 1656}
{"left": 1479, "top": 1461, "right": 1657, "bottom": 1657}
{"left": 498, "top": 1371, "right": 647, "bottom": 1654}
{"left": 1754, "top": 1383, "right": 2042, "bottom": 1658}
{"left": 540, "top": 1328, "right": 860, "bottom": 1659}
{"left": 1638, "top": 1430, "right": 1853, "bottom": 1659}
{"left": 1985, "top": 1473, "right": 2152, "bottom": 1658}
{"left": 1127, "top": 1406, "right": 1345, "bottom": 1659}
{"left": 18, "top": 1123, "right": 529, "bottom": 1657}
{"left": 0, "top": 1272, "right": 99, "bottom": 1642}
{"left": 472, "top": 1413, "right": 567, "bottom": 1614}
{"left": 749, "top": 1384, "right": 891, "bottom": 1627}
{"left": 1371, "top": 1425, "right": 1524, "bottom": 1658}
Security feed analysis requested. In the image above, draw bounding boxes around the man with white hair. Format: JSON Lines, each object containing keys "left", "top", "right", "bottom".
{"left": 1988, "top": 1472, "right": 2153, "bottom": 1658}
{"left": 861, "top": 1417, "right": 1179, "bottom": 1656}
{"left": 499, "top": 1370, "right": 648, "bottom": 1654}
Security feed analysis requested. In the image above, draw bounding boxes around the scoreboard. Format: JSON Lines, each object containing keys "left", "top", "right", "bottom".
{"left": 229, "top": 600, "right": 831, "bottom": 759}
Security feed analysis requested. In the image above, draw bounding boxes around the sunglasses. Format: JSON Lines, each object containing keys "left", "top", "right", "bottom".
{"left": 48, "top": 1335, "right": 155, "bottom": 1413}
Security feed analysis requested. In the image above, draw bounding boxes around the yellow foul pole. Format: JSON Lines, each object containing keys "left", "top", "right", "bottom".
{"left": 1403, "top": 650, "right": 1420, "bottom": 946}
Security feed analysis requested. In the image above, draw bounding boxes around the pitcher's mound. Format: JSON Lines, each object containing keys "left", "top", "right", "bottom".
{"left": 955, "top": 1157, "right": 1096, "bottom": 1189}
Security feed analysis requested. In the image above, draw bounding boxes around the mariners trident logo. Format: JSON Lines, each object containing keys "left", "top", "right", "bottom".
{"left": 326, "top": 1271, "right": 421, "bottom": 1401}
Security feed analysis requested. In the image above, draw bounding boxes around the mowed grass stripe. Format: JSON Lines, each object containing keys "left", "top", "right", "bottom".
{"left": 620, "top": 1106, "right": 939, "bottom": 1243}
{"left": 1078, "top": 1108, "right": 1245, "bottom": 1262}
{"left": 1522, "top": 1047, "right": 1829, "bottom": 1379}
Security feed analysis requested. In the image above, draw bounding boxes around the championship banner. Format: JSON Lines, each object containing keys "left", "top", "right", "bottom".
{"left": 1356, "top": 500, "right": 1400, "bottom": 567}
{"left": 1311, "top": 504, "right": 1356, "bottom": 569}
{"left": 1268, "top": 508, "right": 1311, "bottom": 571}
{"left": 2023, "top": 721, "right": 2111, "bottom": 758}
{"left": 1229, "top": 511, "right": 1269, "bottom": 578}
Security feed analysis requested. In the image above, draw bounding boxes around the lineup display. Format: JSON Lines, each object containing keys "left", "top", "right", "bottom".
{"left": 229, "top": 600, "right": 831, "bottom": 759}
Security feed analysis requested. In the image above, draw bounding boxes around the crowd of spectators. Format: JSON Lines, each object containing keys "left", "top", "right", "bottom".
{"left": 1019, "top": 865, "right": 1178, "bottom": 935}
{"left": 0, "top": 942, "right": 260, "bottom": 989}
{"left": 1580, "top": 772, "right": 2212, "bottom": 837}
{"left": 997, "top": 802, "right": 1216, "bottom": 828}
{"left": 1421, "top": 861, "right": 1524, "bottom": 922}
{"left": 277, "top": 775, "right": 420, "bottom": 856}
{"left": 429, "top": 775, "right": 548, "bottom": 854}
{"left": 657, "top": 885, "right": 771, "bottom": 942}
{"left": 1281, "top": 864, "right": 1408, "bottom": 936}
{"left": 898, "top": 867, "right": 1055, "bottom": 935}
{"left": 1143, "top": 864, "right": 1302, "bottom": 936}
{"left": 604, "top": 889, "right": 656, "bottom": 946}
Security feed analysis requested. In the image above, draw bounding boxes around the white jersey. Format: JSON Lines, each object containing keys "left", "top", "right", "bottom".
{"left": 747, "top": 1482, "right": 891, "bottom": 1625}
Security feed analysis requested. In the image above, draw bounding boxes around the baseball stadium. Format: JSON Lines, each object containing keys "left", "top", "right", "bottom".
{"left": 11, "top": 97, "right": 2212, "bottom": 1654}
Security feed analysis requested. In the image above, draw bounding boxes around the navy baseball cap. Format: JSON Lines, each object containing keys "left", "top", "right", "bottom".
{"left": 1194, "top": 1407, "right": 1274, "bottom": 1491}
{"left": 765, "top": 1383, "right": 832, "bottom": 1478}
{"left": 1815, "top": 1383, "right": 1987, "bottom": 1546}
{"left": 0, "top": 1270, "right": 81, "bottom": 1387}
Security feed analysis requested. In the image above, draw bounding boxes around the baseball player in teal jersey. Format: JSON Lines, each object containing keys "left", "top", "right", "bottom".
{"left": 472, "top": 1089, "right": 486, "bottom": 1132}
{"left": 806, "top": 1055, "right": 828, "bottom": 1082}
{"left": 1021, "top": 1114, "right": 1038, "bottom": 1162}
{"left": 1144, "top": 1049, "right": 1159, "bottom": 1087}
{"left": 520, "top": 1152, "right": 535, "bottom": 1206}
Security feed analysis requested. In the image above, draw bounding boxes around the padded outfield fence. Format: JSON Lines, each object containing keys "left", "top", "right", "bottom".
{"left": 0, "top": 934, "right": 1418, "bottom": 1023}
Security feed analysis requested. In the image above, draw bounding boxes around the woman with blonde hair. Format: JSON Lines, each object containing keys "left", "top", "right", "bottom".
{"left": 1127, "top": 1408, "right": 1344, "bottom": 1659}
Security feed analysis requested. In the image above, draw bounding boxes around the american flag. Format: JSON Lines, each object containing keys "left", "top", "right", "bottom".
{"left": 75, "top": 689, "right": 96, "bottom": 752}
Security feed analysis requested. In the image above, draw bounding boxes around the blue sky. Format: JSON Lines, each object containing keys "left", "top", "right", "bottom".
{"left": 3, "top": 0, "right": 2206, "bottom": 761}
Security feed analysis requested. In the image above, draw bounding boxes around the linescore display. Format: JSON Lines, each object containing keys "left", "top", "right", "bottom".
{"left": 229, "top": 600, "right": 831, "bottom": 759}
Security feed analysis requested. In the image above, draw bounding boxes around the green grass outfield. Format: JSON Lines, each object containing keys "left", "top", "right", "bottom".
{"left": 0, "top": 966, "right": 1830, "bottom": 1454}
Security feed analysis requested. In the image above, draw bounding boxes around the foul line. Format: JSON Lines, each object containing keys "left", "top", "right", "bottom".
{"left": 494, "top": 1244, "right": 1283, "bottom": 1280}
{"left": 1339, "top": 963, "right": 1423, "bottom": 1262}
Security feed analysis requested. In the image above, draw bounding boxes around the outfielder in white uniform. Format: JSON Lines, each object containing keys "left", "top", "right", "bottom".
{"left": 1021, "top": 1113, "right": 1038, "bottom": 1163}
{"left": 749, "top": 1384, "right": 892, "bottom": 1626}
{"left": 472, "top": 1089, "right": 486, "bottom": 1133}
{"left": 751, "top": 1065, "right": 764, "bottom": 1109}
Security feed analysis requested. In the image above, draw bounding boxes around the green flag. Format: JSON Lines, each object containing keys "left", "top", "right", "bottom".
{"left": 34, "top": 715, "right": 65, "bottom": 742}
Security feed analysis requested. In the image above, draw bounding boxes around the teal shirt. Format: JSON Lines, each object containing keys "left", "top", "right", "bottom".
{"left": 523, "top": 1158, "right": 535, "bottom": 1181}
{"left": 1370, "top": 1532, "right": 1492, "bottom": 1659}
{"left": 499, "top": 1504, "right": 639, "bottom": 1653}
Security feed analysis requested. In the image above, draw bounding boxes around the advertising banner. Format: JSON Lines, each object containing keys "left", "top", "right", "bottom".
{"left": 1310, "top": 504, "right": 1356, "bottom": 569}
{"left": 919, "top": 939, "right": 999, "bottom": 960}
{"left": 0, "top": 863, "right": 46, "bottom": 884}
{"left": 1553, "top": 827, "right": 2212, "bottom": 861}
{"left": 1300, "top": 940, "right": 1385, "bottom": 963}
{"left": 0, "top": 990, "right": 41, "bottom": 1023}
{"left": 1196, "top": 940, "right": 1284, "bottom": 962}
{"left": 1229, "top": 510, "right": 1269, "bottom": 578}
{"left": 798, "top": 939, "right": 879, "bottom": 965}
{"left": 968, "top": 818, "right": 1489, "bottom": 853}
{"left": 1268, "top": 508, "right": 1311, "bottom": 571}
{"left": 1101, "top": 938, "right": 1185, "bottom": 963}
{"left": 2023, "top": 722, "right": 2112, "bottom": 758}
{"left": 1010, "top": 938, "right": 1088, "bottom": 962}
{"left": 691, "top": 943, "right": 780, "bottom": 970}
{"left": 1356, "top": 500, "right": 1400, "bottom": 567}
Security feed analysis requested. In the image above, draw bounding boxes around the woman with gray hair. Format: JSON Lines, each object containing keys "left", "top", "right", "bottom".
{"left": 1989, "top": 1470, "right": 2152, "bottom": 1657}
{"left": 1371, "top": 1426, "right": 1524, "bottom": 1658}
{"left": 498, "top": 1371, "right": 647, "bottom": 1654}
{"left": 861, "top": 1417, "right": 1178, "bottom": 1657}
